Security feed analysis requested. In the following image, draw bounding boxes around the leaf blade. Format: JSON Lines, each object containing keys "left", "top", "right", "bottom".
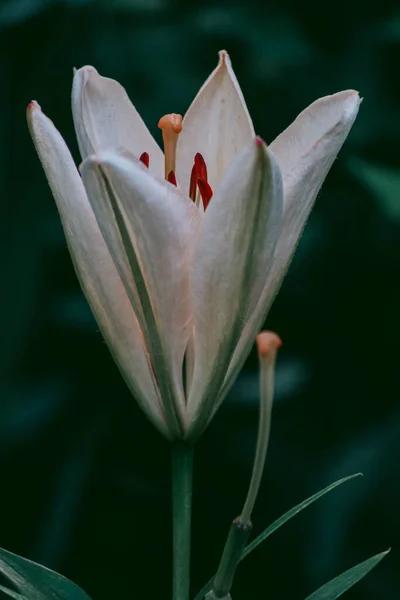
{"left": 304, "top": 550, "right": 390, "bottom": 600}
{"left": 193, "top": 473, "right": 362, "bottom": 600}
{"left": 0, "top": 547, "right": 92, "bottom": 600}
{"left": 243, "top": 473, "right": 362, "bottom": 559}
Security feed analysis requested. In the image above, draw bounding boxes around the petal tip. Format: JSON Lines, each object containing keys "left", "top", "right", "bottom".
{"left": 73, "top": 65, "right": 99, "bottom": 85}
{"left": 27, "top": 100, "right": 41, "bottom": 113}
{"left": 343, "top": 89, "right": 361, "bottom": 115}
{"left": 253, "top": 136, "right": 282, "bottom": 178}
{"left": 255, "top": 135, "right": 264, "bottom": 147}
{"left": 329, "top": 89, "right": 361, "bottom": 121}
{"left": 79, "top": 153, "right": 102, "bottom": 175}
{"left": 26, "top": 101, "right": 42, "bottom": 125}
{"left": 217, "top": 49, "right": 231, "bottom": 69}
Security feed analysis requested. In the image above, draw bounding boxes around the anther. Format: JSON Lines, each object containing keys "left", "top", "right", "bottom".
{"left": 158, "top": 113, "right": 183, "bottom": 179}
{"left": 194, "top": 153, "right": 207, "bottom": 181}
{"left": 197, "top": 178, "right": 213, "bottom": 210}
{"left": 139, "top": 152, "right": 149, "bottom": 168}
{"left": 167, "top": 170, "right": 177, "bottom": 186}
{"left": 189, "top": 164, "right": 197, "bottom": 202}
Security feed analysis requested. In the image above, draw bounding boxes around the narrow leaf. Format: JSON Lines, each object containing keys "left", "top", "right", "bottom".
{"left": 0, "top": 547, "right": 92, "bottom": 600}
{"left": 193, "top": 473, "right": 361, "bottom": 600}
{"left": 243, "top": 473, "right": 362, "bottom": 559}
{"left": 304, "top": 550, "right": 390, "bottom": 600}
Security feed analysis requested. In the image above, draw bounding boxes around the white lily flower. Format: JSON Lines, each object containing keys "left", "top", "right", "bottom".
{"left": 27, "top": 51, "right": 360, "bottom": 441}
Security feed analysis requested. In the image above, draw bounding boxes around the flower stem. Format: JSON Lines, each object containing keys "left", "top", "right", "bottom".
{"left": 172, "top": 442, "right": 194, "bottom": 600}
{"left": 212, "top": 517, "right": 252, "bottom": 598}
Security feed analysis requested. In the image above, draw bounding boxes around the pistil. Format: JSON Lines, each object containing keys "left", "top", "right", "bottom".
{"left": 158, "top": 113, "right": 183, "bottom": 179}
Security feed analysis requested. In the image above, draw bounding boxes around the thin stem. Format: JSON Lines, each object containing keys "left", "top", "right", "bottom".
{"left": 240, "top": 339, "right": 276, "bottom": 525}
{"left": 172, "top": 442, "right": 194, "bottom": 600}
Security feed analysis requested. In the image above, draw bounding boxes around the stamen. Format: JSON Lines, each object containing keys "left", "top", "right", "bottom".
{"left": 139, "top": 152, "right": 149, "bottom": 168}
{"left": 188, "top": 153, "right": 212, "bottom": 208}
{"left": 158, "top": 113, "right": 183, "bottom": 179}
{"left": 167, "top": 170, "right": 177, "bottom": 186}
{"left": 197, "top": 178, "right": 213, "bottom": 210}
{"left": 194, "top": 153, "right": 208, "bottom": 181}
{"left": 189, "top": 164, "right": 197, "bottom": 202}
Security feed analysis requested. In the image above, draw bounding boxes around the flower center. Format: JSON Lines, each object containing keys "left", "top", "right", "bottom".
{"left": 139, "top": 113, "right": 213, "bottom": 210}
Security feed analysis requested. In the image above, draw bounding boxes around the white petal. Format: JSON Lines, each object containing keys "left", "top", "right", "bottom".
{"left": 80, "top": 151, "right": 201, "bottom": 436}
{"left": 176, "top": 50, "right": 254, "bottom": 195}
{"left": 270, "top": 90, "right": 361, "bottom": 226}
{"left": 217, "top": 90, "right": 361, "bottom": 410}
{"left": 187, "top": 138, "right": 283, "bottom": 440}
{"left": 27, "top": 102, "right": 169, "bottom": 438}
{"left": 72, "top": 66, "right": 164, "bottom": 178}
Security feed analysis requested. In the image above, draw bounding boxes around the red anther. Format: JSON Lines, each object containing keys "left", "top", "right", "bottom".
{"left": 139, "top": 152, "right": 149, "bottom": 168}
{"left": 197, "top": 178, "right": 213, "bottom": 210}
{"left": 255, "top": 136, "right": 264, "bottom": 147}
{"left": 167, "top": 170, "right": 177, "bottom": 186}
{"left": 189, "top": 164, "right": 197, "bottom": 201}
{"left": 194, "top": 153, "right": 208, "bottom": 181}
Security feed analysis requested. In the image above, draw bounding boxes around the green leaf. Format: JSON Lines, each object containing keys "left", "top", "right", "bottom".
{"left": 0, "top": 547, "right": 92, "bottom": 600}
{"left": 193, "top": 473, "right": 361, "bottom": 600}
{"left": 243, "top": 473, "right": 361, "bottom": 559}
{"left": 304, "top": 550, "right": 390, "bottom": 600}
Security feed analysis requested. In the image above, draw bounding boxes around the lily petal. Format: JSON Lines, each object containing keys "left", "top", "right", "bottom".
{"left": 218, "top": 90, "right": 361, "bottom": 409}
{"left": 27, "top": 102, "right": 169, "bottom": 437}
{"left": 176, "top": 50, "right": 254, "bottom": 195}
{"left": 81, "top": 151, "right": 201, "bottom": 437}
{"left": 187, "top": 138, "right": 283, "bottom": 440}
{"left": 72, "top": 66, "right": 164, "bottom": 178}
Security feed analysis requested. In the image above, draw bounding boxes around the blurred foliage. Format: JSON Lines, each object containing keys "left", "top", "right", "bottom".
{"left": 0, "top": 0, "right": 399, "bottom": 599}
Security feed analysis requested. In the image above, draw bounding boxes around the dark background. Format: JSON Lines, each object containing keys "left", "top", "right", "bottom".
{"left": 0, "top": 0, "right": 399, "bottom": 598}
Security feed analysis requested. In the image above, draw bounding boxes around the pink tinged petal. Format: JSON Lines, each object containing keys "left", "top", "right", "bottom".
{"left": 72, "top": 66, "right": 164, "bottom": 178}
{"left": 26, "top": 102, "right": 170, "bottom": 438}
{"left": 218, "top": 90, "right": 361, "bottom": 409}
{"left": 80, "top": 151, "right": 201, "bottom": 438}
{"left": 187, "top": 138, "right": 283, "bottom": 441}
{"left": 176, "top": 50, "right": 255, "bottom": 195}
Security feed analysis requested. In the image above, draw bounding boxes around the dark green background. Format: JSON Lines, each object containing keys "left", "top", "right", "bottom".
{"left": 0, "top": 0, "right": 399, "bottom": 598}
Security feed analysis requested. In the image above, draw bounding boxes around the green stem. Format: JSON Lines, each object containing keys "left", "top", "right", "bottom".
{"left": 212, "top": 518, "right": 252, "bottom": 598}
{"left": 172, "top": 442, "right": 194, "bottom": 600}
